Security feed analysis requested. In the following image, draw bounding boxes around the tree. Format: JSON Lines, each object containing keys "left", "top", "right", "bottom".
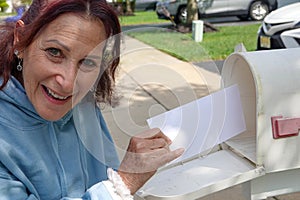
{"left": 182, "top": 0, "right": 218, "bottom": 33}
{"left": 125, "top": 0, "right": 133, "bottom": 15}
{"left": 186, "top": 0, "right": 198, "bottom": 25}
{"left": 124, "top": 0, "right": 137, "bottom": 15}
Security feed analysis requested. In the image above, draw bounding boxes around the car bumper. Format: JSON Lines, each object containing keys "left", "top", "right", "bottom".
{"left": 257, "top": 27, "right": 285, "bottom": 50}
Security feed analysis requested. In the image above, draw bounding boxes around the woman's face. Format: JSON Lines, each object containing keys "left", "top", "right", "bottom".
{"left": 21, "top": 13, "right": 107, "bottom": 121}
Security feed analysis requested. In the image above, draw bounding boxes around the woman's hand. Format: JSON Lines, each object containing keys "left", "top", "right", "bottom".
{"left": 118, "top": 128, "right": 184, "bottom": 194}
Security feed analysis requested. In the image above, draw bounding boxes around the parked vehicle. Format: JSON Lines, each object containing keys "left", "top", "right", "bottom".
{"left": 156, "top": 0, "right": 278, "bottom": 24}
{"left": 257, "top": 2, "right": 300, "bottom": 50}
{"left": 135, "top": 0, "right": 157, "bottom": 11}
{"left": 277, "top": 0, "right": 300, "bottom": 7}
{"left": 107, "top": 0, "right": 157, "bottom": 11}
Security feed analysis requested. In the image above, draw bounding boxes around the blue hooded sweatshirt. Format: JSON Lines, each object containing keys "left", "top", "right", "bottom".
{"left": 0, "top": 77, "right": 120, "bottom": 199}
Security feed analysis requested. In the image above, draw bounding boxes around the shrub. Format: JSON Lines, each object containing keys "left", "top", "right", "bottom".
{"left": 0, "top": 0, "right": 9, "bottom": 12}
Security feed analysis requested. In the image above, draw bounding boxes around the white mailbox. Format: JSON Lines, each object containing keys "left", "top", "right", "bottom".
{"left": 135, "top": 48, "right": 300, "bottom": 200}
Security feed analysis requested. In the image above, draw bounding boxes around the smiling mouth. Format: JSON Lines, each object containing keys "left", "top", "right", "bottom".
{"left": 42, "top": 85, "right": 71, "bottom": 101}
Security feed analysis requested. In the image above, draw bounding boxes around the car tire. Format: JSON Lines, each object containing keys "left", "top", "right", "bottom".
{"left": 249, "top": 1, "right": 269, "bottom": 21}
{"left": 175, "top": 5, "right": 187, "bottom": 24}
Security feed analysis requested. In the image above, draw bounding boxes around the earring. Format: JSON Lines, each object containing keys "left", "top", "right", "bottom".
{"left": 14, "top": 49, "right": 23, "bottom": 71}
{"left": 89, "top": 85, "right": 95, "bottom": 92}
{"left": 17, "top": 58, "right": 23, "bottom": 71}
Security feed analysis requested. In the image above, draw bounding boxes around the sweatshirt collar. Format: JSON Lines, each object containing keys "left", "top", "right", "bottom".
{"left": 1, "top": 76, "right": 73, "bottom": 128}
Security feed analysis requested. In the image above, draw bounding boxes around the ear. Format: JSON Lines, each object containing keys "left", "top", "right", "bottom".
{"left": 13, "top": 20, "right": 25, "bottom": 46}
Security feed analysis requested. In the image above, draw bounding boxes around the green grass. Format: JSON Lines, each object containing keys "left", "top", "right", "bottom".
{"left": 126, "top": 23, "right": 261, "bottom": 61}
{"left": 0, "top": 12, "right": 10, "bottom": 16}
{"left": 119, "top": 11, "right": 168, "bottom": 26}
{"left": 126, "top": 28, "right": 212, "bottom": 62}
{"left": 201, "top": 24, "right": 260, "bottom": 60}
{"left": 120, "top": 11, "right": 261, "bottom": 61}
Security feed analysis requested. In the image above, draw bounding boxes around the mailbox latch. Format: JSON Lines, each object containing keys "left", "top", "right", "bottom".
{"left": 271, "top": 116, "right": 300, "bottom": 139}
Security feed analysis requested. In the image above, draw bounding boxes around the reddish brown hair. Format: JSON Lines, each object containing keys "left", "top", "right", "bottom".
{"left": 0, "top": 0, "right": 121, "bottom": 104}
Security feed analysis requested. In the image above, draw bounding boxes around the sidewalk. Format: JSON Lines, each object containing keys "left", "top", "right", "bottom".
{"left": 101, "top": 35, "right": 221, "bottom": 157}
{"left": 102, "top": 37, "right": 299, "bottom": 200}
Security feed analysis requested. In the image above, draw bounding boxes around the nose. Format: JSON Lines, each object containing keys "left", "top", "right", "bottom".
{"left": 55, "top": 62, "right": 77, "bottom": 93}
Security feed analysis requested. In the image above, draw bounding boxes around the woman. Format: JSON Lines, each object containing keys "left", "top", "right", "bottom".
{"left": 0, "top": 0, "right": 184, "bottom": 199}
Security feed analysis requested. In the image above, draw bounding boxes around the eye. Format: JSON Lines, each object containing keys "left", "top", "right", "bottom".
{"left": 80, "top": 58, "right": 98, "bottom": 72}
{"left": 46, "top": 48, "right": 63, "bottom": 58}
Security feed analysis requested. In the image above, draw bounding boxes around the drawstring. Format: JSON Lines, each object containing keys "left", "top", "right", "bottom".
{"left": 48, "top": 123, "right": 68, "bottom": 197}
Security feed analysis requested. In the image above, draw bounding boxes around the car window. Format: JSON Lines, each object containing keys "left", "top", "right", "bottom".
{"left": 277, "top": 0, "right": 300, "bottom": 7}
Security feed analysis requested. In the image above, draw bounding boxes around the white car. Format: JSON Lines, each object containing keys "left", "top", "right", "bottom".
{"left": 257, "top": 2, "right": 300, "bottom": 50}
{"left": 156, "top": 0, "right": 278, "bottom": 24}
{"left": 106, "top": 0, "right": 157, "bottom": 11}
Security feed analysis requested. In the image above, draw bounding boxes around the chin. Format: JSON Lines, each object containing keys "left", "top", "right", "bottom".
{"left": 39, "top": 112, "right": 68, "bottom": 122}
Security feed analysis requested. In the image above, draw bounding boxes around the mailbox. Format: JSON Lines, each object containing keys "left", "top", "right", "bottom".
{"left": 135, "top": 48, "right": 300, "bottom": 200}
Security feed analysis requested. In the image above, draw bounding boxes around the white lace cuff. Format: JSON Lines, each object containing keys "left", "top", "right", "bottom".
{"left": 103, "top": 168, "right": 133, "bottom": 200}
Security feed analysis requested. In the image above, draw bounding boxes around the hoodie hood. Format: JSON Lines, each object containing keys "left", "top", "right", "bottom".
{"left": 0, "top": 77, "right": 120, "bottom": 199}
{"left": 0, "top": 76, "right": 72, "bottom": 128}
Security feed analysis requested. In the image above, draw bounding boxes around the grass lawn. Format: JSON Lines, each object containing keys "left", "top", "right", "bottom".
{"left": 121, "top": 11, "right": 261, "bottom": 61}
{"left": 126, "top": 23, "right": 261, "bottom": 62}
{"left": 119, "top": 11, "right": 168, "bottom": 26}
{"left": 201, "top": 24, "right": 261, "bottom": 60}
{"left": 0, "top": 12, "right": 12, "bottom": 17}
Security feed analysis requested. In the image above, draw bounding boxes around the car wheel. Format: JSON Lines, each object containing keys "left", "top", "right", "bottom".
{"left": 175, "top": 6, "right": 187, "bottom": 24}
{"left": 249, "top": 1, "right": 269, "bottom": 21}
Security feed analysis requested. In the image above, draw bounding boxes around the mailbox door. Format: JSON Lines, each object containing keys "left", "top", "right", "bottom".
{"left": 136, "top": 150, "right": 264, "bottom": 200}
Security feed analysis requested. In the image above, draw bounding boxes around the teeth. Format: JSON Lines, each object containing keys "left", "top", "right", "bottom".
{"left": 46, "top": 87, "right": 68, "bottom": 100}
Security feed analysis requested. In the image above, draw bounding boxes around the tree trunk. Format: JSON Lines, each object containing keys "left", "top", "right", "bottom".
{"left": 125, "top": 0, "right": 133, "bottom": 15}
{"left": 186, "top": 0, "right": 198, "bottom": 25}
{"left": 177, "top": 0, "right": 218, "bottom": 33}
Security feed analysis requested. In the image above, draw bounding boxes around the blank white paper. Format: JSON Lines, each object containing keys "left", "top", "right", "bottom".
{"left": 147, "top": 84, "right": 246, "bottom": 163}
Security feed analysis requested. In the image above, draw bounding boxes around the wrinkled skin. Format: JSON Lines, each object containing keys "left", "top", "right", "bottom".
{"left": 118, "top": 128, "right": 184, "bottom": 194}
{"left": 15, "top": 12, "right": 184, "bottom": 194}
{"left": 15, "top": 14, "right": 105, "bottom": 121}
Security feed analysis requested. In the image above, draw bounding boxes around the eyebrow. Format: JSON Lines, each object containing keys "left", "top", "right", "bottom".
{"left": 45, "top": 39, "right": 71, "bottom": 52}
{"left": 45, "top": 39, "right": 103, "bottom": 60}
{"left": 85, "top": 54, "right": 103, "bottom": 61}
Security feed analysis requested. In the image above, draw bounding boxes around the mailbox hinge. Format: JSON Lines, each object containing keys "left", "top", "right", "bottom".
{"left": 271, "top": 116, "right": 300, "bottom": 139}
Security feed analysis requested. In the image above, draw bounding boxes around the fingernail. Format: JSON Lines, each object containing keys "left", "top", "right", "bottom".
{"left": 167, "top": 140, "right": 172, "bottom": 145}
{"left": 176, "top": 148, "right": 185, "bottom": 156}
